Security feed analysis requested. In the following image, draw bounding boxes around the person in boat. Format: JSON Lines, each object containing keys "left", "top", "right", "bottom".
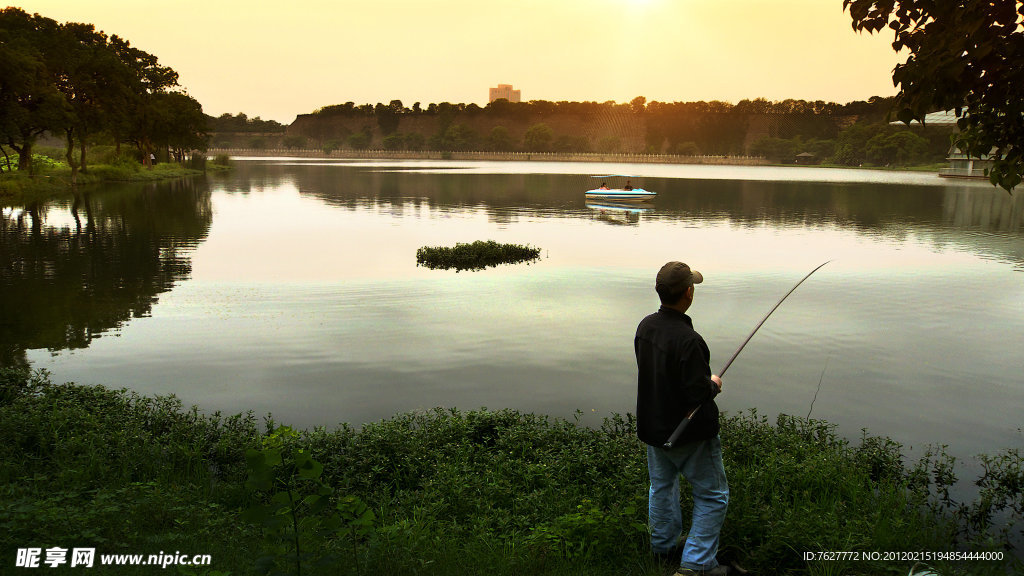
{"left": 599, "top": 182, "right": 609, "bottom": 189}
{"left": 635, "top": 262, "right": 729, "bottom": 576}
{"left": 624, "top": 180, "right": 633, "bottom": 190}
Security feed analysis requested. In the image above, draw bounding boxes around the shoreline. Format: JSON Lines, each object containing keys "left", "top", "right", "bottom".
{"left": 0, "top": 164, "right": 213, "bottom": 207}
{"left": 208, "top": 147, "right": 773, "bottom": 165}
{"left": 209, "top": 148, "right": 952, "bottom": 175}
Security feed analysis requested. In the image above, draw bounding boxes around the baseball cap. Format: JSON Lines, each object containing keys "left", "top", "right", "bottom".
{"left": 656, "top": 261, "right": 703, "bottom": 294}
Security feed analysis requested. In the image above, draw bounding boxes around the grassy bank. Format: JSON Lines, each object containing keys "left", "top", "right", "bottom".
{"left": 0, "top": 369, "right": 1019, "bottom": 575}
{"left": 0, "top": 152, "right": 228, "bottom": 207}
{"left": 804, "top": 161, "right": 950, "bottom": 173}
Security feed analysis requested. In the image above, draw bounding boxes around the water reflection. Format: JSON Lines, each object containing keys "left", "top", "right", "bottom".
{"left": 223, "top": 161, "right": 1024, "bottom": 268}
{"left": 585, "top": 201, "right": 647, "bottom": 226}
{"left": 944, "top": 187, "right": 1024, "bottom": 232}
{"left": 0, "top": 179, "right": 212, "bottom": 367}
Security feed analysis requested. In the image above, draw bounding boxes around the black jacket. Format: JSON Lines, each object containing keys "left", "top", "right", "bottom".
{"left": 635, "top": 306, "right": 720, "bottom": 446}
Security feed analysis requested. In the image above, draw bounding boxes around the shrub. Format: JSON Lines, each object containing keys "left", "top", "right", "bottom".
{"left": 404, "top": 132, "right": 425, "bottom": 151}
{"left": 89, "top": 145, "right": 120, "bottom": 165}
{"left": 597, "top": 136, "right": 621, "bottom": 153}
{"left": 88, "top": 155, "right": 140, "bottom": 180}
{"left": 416, "top": 240, "right": 541, "bottom": 272}
{"left": 524, "top": 123, "right": 554, "bottom": 152}
{"left": 674, "top": 141, "right": 701, "bottom": 156}
{"left": 348, "top": 132, "right": 370, "bottom": 150}
{"left": 487, "top": 126, "right": 514, "bottom": 151}
{"left": 33, "top": 146, "right": 65, "bottom": 162}
{"left": 2, "top": 373, "right": 1020, "bottom": 576}
{"left": 282, "top": 135, "right": 308, "bottom": 150}
{"left": 381, "top": 133, "right": 405, "bottom": 150}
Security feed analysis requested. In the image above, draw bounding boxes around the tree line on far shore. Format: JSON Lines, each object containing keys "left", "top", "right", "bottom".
{"left": 217, "top": 95, "right": 952, "bottom": 168}
{"left": 0, "top": 8, "right": 207, "bottom": 180}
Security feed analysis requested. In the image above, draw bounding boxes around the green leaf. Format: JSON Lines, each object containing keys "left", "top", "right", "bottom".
{"left": 270, "top": 491, "right": 292, "bottom": 508}
{"left": 295, "top": 452, "right": 324, "bottom": 480}
{"left": 245, "top": 466, "right": 275, "bottom": 492}
{"left": 262, "top": 447, "right": 282, "bottom": 467}
{"left": 241, "top": 503, "right": 270, "bottom": 524}
{"left": 245, "top": 448, "right": 265, "bottom": 469}
{"left": 320, "top": 515, "right": 342, "bottom": 531}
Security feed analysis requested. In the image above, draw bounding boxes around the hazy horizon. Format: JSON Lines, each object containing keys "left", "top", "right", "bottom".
{"left": 13, "top": 1, "right": 904, "bottom": 124}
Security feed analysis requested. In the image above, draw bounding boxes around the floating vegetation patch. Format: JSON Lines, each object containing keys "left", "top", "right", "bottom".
{"left": 417, "top": 240, "right": 541, "bottom": 272}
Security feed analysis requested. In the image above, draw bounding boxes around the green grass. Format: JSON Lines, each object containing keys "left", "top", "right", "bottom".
{"left": 0, "top": 368, "right": 1019, "bottom": 575}
{"left": 1, "top": 160, "right": 205, "bottom": 206}
{"left": 769, "top": 161, "right": 950, "bottom": 172}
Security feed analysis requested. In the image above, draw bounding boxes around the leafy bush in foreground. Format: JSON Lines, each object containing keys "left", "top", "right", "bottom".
{"left": 416, "top": 240, "right": 541, "bottom": 272}
{"left": 0, "top": 368, "right": 1020, "bottom": 575}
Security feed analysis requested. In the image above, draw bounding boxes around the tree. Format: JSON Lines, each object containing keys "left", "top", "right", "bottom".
{"left": 596, "top": 135, "right": 621, "bottom": 154}
{"left": 374, "top": 100, "right": 402, "bottom": 135}
{"left": 524, "top": 123, "right": 553, "bottom": 152}
{"left": 208, "top": 112, "right": 285, "bottom": 133}
{"left": 553, "top": 135, "right": 575, "bottom": 153}
{"left": 322, "top": 139, "right": 341, "bottom": 154}
{"left": 381, "top": 133, "right": 404, "bottom": 150}
{"left": 865, "top": 130, "right": 930, "bottom": 166}
{"left": 53, "top": 21, "right": 129, "bottom": 180}
{"left": 487, "top": 126, "right": 513, "bottom": 151}
{"left": 440, "top": 123, "right": 477, "bottom": 151}
{"left": 804, "top": 137, "right": 837, "bottom": 161}
{"left": 347, "top": 131, "right": 370, "bottom": 150}
{"left": 831, "top": 123, "right": 886, "bottom": 165}
{"left": 0, "top": 9, "right": 71, "bottom": 172}
{"left": 156, "top": 92, "right": 209, "bottom": 161}
{"left": 750, "top": 137, "right": 799, "bottom": 163}
{"left": 674, "top": 141, "right": 701, "bottom": 156}
{"left": 844, "top": 0, "right": 1024, "bottom": 191}
{"left": 109, "top": 34, "right": 181, "bottom": 164}
{"left": 402, "top": 132, "right": 424, "bottom": 151}
{"left": 282, "top": 135, "right": 307, "bottom": 150}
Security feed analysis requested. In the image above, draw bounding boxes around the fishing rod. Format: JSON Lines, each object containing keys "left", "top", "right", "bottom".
{"left": 663, "top": 260, "right": 830, "bottom": 449}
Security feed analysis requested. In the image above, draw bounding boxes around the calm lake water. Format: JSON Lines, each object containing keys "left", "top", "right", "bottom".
{"left": 4, "top": 159, "right": 1023, "bottom": 472}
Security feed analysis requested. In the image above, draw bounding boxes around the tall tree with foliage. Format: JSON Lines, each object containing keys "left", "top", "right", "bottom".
{"left": 374, "top": 99, "right": 404, "bottom": 136}
{"left": 0, "top": 8, "right": 208, "bottom": 173}
{"left": 52, "top": 21, "right": 131, "bottom": 181}
{"left": 153, "top": 91, "right": 208, "bottom": 161}
{"left": 844, "top": 0, "right": 1024, "bottom": 191}
{"left": 0, "top": 9, "right": 70, "bottom": 172}
{"left": 108, "top": 34, "right": 180, "bottom": 164}
{"left": 524, "top": 123, "right": 554, "bottom": 152}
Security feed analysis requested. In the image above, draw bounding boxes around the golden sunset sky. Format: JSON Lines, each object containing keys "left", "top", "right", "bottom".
{"left": 13, "top": 0, "right": 904, "bottom": 123}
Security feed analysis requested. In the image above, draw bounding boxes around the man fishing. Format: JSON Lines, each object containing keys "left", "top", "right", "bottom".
{"left": 635, "top": 261, "right": 729, "bottom": 576}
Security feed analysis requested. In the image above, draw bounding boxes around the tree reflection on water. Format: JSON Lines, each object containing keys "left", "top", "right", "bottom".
{"left": 0, "top": 179, "right": 212, "bottom": 368}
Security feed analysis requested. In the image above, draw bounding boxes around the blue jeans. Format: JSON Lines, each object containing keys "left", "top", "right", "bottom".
{"left": 647, "top": 436, "right": 729, "bottom": 571}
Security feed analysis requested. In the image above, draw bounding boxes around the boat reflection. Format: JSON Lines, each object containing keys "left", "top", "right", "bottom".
{"left": 585, "top": 200, "right": 651, "bottom": 226}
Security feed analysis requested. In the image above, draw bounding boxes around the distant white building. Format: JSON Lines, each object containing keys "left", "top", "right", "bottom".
{"left": 489, "top": 84, "right": 521, "bottom": 103}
